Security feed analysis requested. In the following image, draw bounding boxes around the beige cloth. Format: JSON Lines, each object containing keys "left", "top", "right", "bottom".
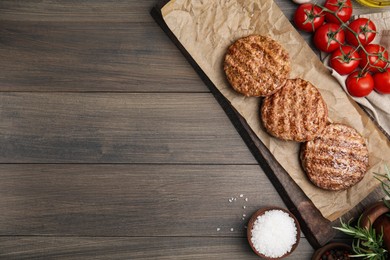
{"left": 324, "top": 12, "right": 390, "bottom": 137}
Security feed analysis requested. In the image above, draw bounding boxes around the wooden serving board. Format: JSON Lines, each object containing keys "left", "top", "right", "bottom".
{"left": 150, "top": 0, "right": 384, "bottom": 248}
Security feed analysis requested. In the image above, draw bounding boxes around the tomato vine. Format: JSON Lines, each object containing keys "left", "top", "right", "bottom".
{"left": 294, "top": 1, "right": 390, "bottom": 97}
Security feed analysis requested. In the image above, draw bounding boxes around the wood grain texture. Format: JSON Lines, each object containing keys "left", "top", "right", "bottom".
{"left": 0, "top": 0, "right": 157, "bottom": 22}
{"left": 0, "top": 0, "right": 378, "bottom": 93}
{"left": 0, "top": 0, "right": 295, "bottom": 93}
{"left": 0, "top": 0, "right": 374, "bottom": 23}
{"left": 0, "top": 237, "right": 314, "bottom": 259}
{"left": 0, "top": 164, "right": 283, "bottom": 236}
{"left": 1, "top": 0, "right": 384, "bottom": 258}
{"left": 0, "top": 21, "right": 205, "bottom": 92}
{"left": 0, "top": 0, "right": 309, "bottom": 23}
{"left": 0, "top": 93, "right": 255, "bottom": 163}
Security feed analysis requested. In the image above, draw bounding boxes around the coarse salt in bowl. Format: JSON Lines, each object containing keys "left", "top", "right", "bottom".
{"left": 247, "top": 207, "right": 301, "bottom": 259}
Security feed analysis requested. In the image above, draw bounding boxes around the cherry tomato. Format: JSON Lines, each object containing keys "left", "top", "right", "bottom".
{"left": 294, "top": 4, "right": 325, "bottom": 32}
{"left": 314, "top": 23, "right": 345, "bottom": 53}
{"left": 345, "top": 18, "right": 377, "bottom": 47}
{"left": 359, "top": 44, "right": 389, "bottom": 73}
{"left": 373, "top": 68, "right": 390, "bottom": 94}
{"left": 329, "top": 46, "right": 360, "bottom": 75}
{"left": 324, "top": 0, "right": 353, "bottom": 24}
{"left": 346, "top": 71, "right": 374, "bottom": 97}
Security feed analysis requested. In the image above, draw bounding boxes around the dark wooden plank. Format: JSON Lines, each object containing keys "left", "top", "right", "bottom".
{"left": 0, "top": 236, "right": 315, "bottom": 259}
{"left": 0, "top": 164, "right": 283, "bottom": 236}
{"left": 0, "top": 93, "right": 255, "bottom": 163}
{"left": 0, "top": 21, "right": 205, "bottom": 92}
{"left": 0, "top": 0, "right": 157, "bottom": 23}
{"left": 0, "top": 0, "right": 340, "bottom": 23}
{"left": 0, "top": 0, "right": 303, "bottom": 93}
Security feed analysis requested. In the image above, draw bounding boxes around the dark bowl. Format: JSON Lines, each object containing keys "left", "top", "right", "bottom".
{"left": 360, "top": 201, "right": 390, "bottom": 251}
{"left": 247, "top": 206, "right": 301, "bottom": 259}
{"left": 311, "top": 242, "right": 352, "bottom": 260}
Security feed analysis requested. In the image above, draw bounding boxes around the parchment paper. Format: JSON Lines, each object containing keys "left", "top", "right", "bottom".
{"left": 161, "top": 0, "right": 390, "bottom": 221}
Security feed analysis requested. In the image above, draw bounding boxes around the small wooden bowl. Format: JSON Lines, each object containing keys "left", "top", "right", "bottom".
{"left": 360, "top": 201, "right": 390, "bottom": 250}
{"left": 247, "top": 207, "right": 301, "bottom": 259}
{"left": 311, "top": 242, "right": 352, "bottom": 260}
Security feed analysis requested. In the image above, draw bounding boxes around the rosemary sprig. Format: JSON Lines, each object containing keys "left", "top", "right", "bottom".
{"left": 374, "top": 165, "right": 390, "bottom": 210}
{"left": 334, "top": 217, "right": 388, "bottom": 260}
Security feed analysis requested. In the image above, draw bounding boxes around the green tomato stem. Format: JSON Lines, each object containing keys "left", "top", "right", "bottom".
{"left": 315, "top": 3, "right": 390, "bottom": 73}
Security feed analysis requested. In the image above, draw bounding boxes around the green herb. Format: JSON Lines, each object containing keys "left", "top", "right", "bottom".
{"left": 334, "top": 217, "right": 388, "bottom": 260}
{"left": 374, "top": 165, "right": 390, "bottom": 209}
{"left": 334, "top": 165, "right": 390, "bottom": 259}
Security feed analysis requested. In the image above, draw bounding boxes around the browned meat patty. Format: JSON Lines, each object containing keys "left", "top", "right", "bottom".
{"left": 224, "top": 35, "right": 290, "bottom": 97}
{"left": 261, "top": 78, "right": 328, "bottom": 142}
{"left": 301, "top": 123, "right": 369, "bottom": 191}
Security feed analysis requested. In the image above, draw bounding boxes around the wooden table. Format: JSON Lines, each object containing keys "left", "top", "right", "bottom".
{"left": 0, "top": 1, "right": 388, "bottom": 259}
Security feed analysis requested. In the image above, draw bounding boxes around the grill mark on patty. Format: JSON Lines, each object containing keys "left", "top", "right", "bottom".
{"left": 305, "top": 152, "right": 368, "bottom": 167}
{"left": 303, "top": 83, "right": 312, "bottom": 133}
{"left": 300, "top": 81, "right": 310, "bottom": 139}
{"left": 225, "top": 58, "right": 261, "bottom": 91}
{"left": 307, "top": 161, "right": 366, "bottom": 188}
{"left": 224, "top": 35, "right": 290, "bottom": 97}
{"left": 228, "top": 39, "right": 287, "bottom": 94}
{"left": 225, "top": 54, "right": 273, "bottom": 95}
{"left": 301, "top": 123, "right": 369, "bottom": 191}
{"left": 261, "top": 78, "right": 328, "bottom": 142}
{"left": 244, "top": 40, "right": 287, "bottom": 79}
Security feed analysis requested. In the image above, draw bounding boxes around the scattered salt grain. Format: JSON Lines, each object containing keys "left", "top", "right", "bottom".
{"left": 217, "top": 228, "right": 221, "bottom": 231}
{"left": 245, "top": 198, "right": 248, "bottom": 202}
{"left": 230, "top": 228, "right": 234, "bottom": 232}
{"left": 243, "top": 206, "right": 246, "bottom": 209}
{"left": 250, "top": 209, "right": 297, "bottom": 258}
{"left": 240, "top": 194, "right": 244, "bottom": 198}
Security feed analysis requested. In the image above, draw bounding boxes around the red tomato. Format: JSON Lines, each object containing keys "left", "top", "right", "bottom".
{"left": 329, "top": 45, "right": 360, "bottom": 75}
{"left": 314, "top": 23, "right": 345, "bottom": 53}
{"left": 346, "top": 71, "right": 374, "bottom": 97}
{"left": 294, "top": 4, "right": 325, "bottom": 32}
{"left": 345, "top": 18, "right": 377, "bottom": 47}
{"left": 324, "top": 0, "right": 353, "bottom": 24}
{"left": 373, "top": 68, "right": 390, "bottom": 94}
{"left": 359, "top": 44, "right": 389, "bottom": 73}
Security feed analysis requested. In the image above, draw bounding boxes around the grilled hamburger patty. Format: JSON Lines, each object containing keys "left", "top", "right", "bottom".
{"left": 224, "top": 35, "right": 290, "bottom": 97}
{"left": 261, "top": 78, "right": 328, "bottom": 142}
{"left": 301, "top": 123, "right": 369, "bottom": 191}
